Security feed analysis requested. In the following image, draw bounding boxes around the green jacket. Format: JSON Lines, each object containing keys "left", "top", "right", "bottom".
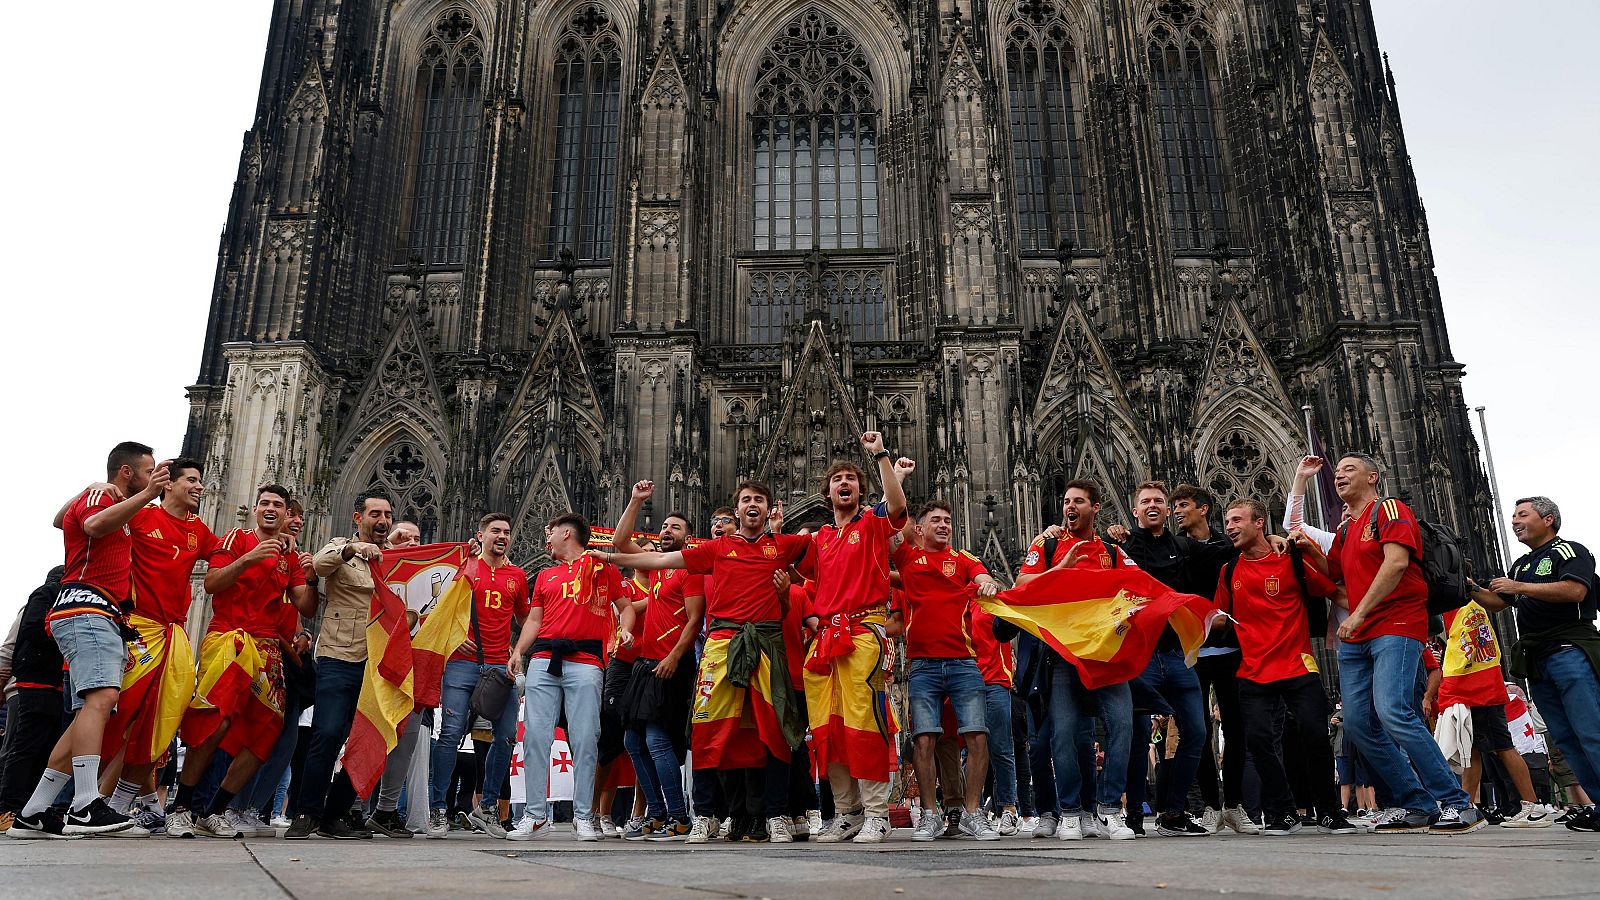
{"left": 710, "top": 618, "right": 804, "bottom": 751}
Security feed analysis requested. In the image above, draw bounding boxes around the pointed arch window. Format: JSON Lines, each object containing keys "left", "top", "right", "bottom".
{"left": 752, "top": 10, "right": 881, "bottom": 252}
{"left": 406, "top": 8, "right": 484, "bottom": 266}
{"left": 1004, "top": 3, "right": 1088, "bottom": 252}
{"left": 1148, "top": 14, "right": 1232, "bottom": 250}
{"left": 546, "top": 6, "right": 622, "bottom": 262}
{"left": 365, "top": 441, "right": 441, "bottom": 541}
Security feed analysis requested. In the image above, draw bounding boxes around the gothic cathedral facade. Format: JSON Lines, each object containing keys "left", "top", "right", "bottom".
{"left": 183, "top": 0, "right": 1499, "bottom": 575}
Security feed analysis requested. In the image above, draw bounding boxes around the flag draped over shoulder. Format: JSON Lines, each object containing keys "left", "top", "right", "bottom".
{"left": 341, "top": 557, "right": 422, "bottom": 798}
{"left": 381, "top": 543, "right": 473, "bottom": 709}
{"left": 976, "top": 567, "right": 1221, "bottom": 690}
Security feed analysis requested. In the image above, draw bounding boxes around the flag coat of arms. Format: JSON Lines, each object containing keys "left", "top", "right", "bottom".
{"left": 384, "top": 543, "right": 474, "bottom": 709}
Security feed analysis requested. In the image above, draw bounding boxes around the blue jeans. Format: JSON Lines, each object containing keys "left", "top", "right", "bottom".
{"left": 983, "top": 684, "right": 1017, "bottom": 808}
{"left": 1530, "top": 647, "right": 1600, "bottom": 800}
{"left": 430, "top": 660, "right": 519, "bottom": 810}
{"left": 1049, "top": 664, "right": 1131, "bottom": 814}
{"left": 523, "top": 657, "right": 603, "bottom": 822}
{"left": 295, "top": 657, "right": 365, "bottom": 820}
{"left": 235, "top": 689, "right": 302, "bottom": 815}
{"left": 1339, "top": 635, "right": 1470, "bottom": 813}
{"left": 907, "top": 658, "right": 989, "bottom": 735}
{"left": 625, "top": 722, "right": 687, "bottom": 820}
{"left": 1136, "top": 650, "right": 1206, "bottom": 816}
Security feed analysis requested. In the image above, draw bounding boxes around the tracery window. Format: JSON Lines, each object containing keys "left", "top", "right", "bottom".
{"left": 406, "top": 8, "right": 483, "bottom": 266}
{"left": 1148, "top": 11, "right": 1232, "bottom": 250}
{"left": 365, "top": 441, "right": 441, "bottom": 541}
{"left": 546, "top": 5, "right": 622, "bottom": 262}
{"left": 751, "top": 9, "right": 880, "bottom": 252}
{"left": 1005, "top": 2, "right": 1088, "bottom": 251}
{"left": 1204, "top": 426, "right": 1281, "bottom": 513}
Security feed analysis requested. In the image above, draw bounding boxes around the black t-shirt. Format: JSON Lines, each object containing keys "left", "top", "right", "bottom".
{"left": 1119, "top": 527, "right": 1191, "bottom": 592}
{"left": 1508, "top": 537, "right": 1597, "bottom": 634}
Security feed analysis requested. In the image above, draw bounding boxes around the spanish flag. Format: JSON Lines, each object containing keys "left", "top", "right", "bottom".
{"left": 102, "top": 614, "right": 196, "bottom": 765}
{"left": 341, "top": 559, "right": 418, "bottom": 798}
{"left": 1438, "top": 600, "right": 1510, "bottom": 708}
{"left": 185, "top": 629, "right": 286, "bottom": 760}
{"left": 694, "top": 631, "right": 791, "bottom": 769}
{"left": 380, "top": 543, "right": 473, "bottom": 709}
{"left": 977, "top": 568, "right": 1222, "bottom": 690}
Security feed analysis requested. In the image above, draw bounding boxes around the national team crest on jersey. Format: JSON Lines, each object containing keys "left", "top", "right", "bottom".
{"left": 1264, "top": 576, "right": 1281, "bottom": 597}
{"left": 1536, "top": 557, "right": 1554, "bottom": 576}
{"left": 276, "top": 557, "right": 288, "bottom": 574}
{"left": 187, "top": 533, "right": 199, "bottom": 552}
{"left": 1099, "top": 554, "right": 1112, "bottom": 568}
{"left": 942, "top": 558, "right": 957, "bottom": 578}
{"left": 1362, "top": 522, "right": 1377, "bottom": 542}
{"left": 848, "top": 531, "right": 861, "bottom": 545}
{"left": 763, "top": 544, "right": 777, "bottom": 558}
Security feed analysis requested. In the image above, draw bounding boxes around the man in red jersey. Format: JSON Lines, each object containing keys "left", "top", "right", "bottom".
{"left": 1216, "top": 499, "right": 1353, "bottom": 836}
{"left": 426, "top": 513, "right": 529, "bottom": 839}
{"left": 798, "top": 432, "right": 909, "bottom": 844}
{"left": 602, "top": 482, "right": 810, "bottom": 843}
{"left": 100, "top": 458, "right": 218, "bottom": 832}
{"left": 892, "top": 500, "right": 1001, "bottom": 842}
{"left": 507, "top": 513, "right": 636, "bottom": 841}
{"left": 608, "top": 482, "right": 704, "bottom": 841}
{"left": 1329, "top": 453, "right": 1482, "bottom": 835}
{"left": 166, "top": 485, "right": 314, "bottom": 839}
{"left": 13, "top": 442, "right": 168, "bottom": 838}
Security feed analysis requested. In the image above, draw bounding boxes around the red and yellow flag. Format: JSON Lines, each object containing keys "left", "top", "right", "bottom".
{"left": 341, "top": 559, "right": 418, "bottom": 798}
{"left": 102, "top": 614, "right": 196, "bottom": 765}
{"left": 1438, "top": 600, "right": 1510, "bottom": 709}
{"left": 379, "top": 543, "right": 473, "bottom": 709}
{"left": 976, "top": 567, "right": 1221, "bottom": 690}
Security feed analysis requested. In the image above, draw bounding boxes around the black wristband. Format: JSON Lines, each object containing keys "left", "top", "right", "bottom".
{"left": 872, "top": 450, "right": 890, "bottom": 461}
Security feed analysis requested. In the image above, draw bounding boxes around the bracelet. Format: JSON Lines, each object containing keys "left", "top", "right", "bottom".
{"left": 872, "top": 450, "right": 890, "bottom": 461}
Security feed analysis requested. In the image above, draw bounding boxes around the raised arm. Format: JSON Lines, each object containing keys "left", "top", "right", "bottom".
{"left": 84, "top": 465, "right": 170, "bottom": 538}
{"left": 600, "top": 548, "right": 687, "bottom": 572}
{"left": 611, "top": 480, "right": 654, "bottom": 553}
{"left": 863, "top": 432, "right": 907, "bottom": 521}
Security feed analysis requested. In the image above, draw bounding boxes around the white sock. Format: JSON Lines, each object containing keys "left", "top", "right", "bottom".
{"left": 138, "top": 791, "right": 163, "bottom": 815}
{"left": 109, "top": 778, "right": 140, "bottom": 814}
{"left": 70, "top": 756, "right": 102, "bottom": 812}
{"left": 21, "top": 769, "right": 71, "bottom": 817}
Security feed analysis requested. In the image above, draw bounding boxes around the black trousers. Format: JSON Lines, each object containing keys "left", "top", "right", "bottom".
{"left": 1239, "top": 674, "right": 1339, "bottom": 820}
{"left": 0, "top": 689, "right": 65, "bottom": 813}
{"left": 1196, "top": 652, "right": 1245, "bottom": 809}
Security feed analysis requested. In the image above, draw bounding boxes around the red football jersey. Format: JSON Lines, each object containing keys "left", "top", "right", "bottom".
{"left": 530, "top": 558, "right": 625, "bottom": 668}
{"left": 207, "top": 529, "right": 307, "bottom": 639}
{"left": 62, "top": 488, "right": 134, "bottom": 602}
{"left": 807, "top": 503, "right": 906, "bottom": 619}
{"left": 638, "top": 569, "right": 704, "bottom": 661}
{"left": 783, "top": 584, "right": 811, "bottom": 678}
{"left": 1217, "top": 552, "right": 1335, "bottom": 685}
{"left": 1328, "top": 498, "right": 1429, "bottom": 642}
{"left": 967, "top": 603, "right": 1015, "bottom": 688}
{"left": 611, "top": 578, "right": 648, "bottom": 664}
{"left": 681, "top": 532, "right": 810, "bottom": 623}
{"left": 129, "top": 504, "right": 219, "bottom": 626}
{"left": 1019, "top": 533, "right": 1139, "bottom": 574}
{"left": 892, "top": 542, "right": 987, "bottom": 659}
{"left": 451, "top": 557, "right": 531, "bottom": 666}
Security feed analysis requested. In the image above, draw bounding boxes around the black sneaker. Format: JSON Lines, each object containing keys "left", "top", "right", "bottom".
{"left": 741, "top": 820, "right": 770, "bottom": 843}
{"left": 7, "top": 810, "right": 78, "bottom": 840}
{"left": 1374, "top": 810, "right": 1435, "bottom": 834}
{"left": 1126, "top": 813, "right": 1145, "bottom": 837}
{"left": 722, "top": 815, "right": 747, "bottom": 842}
{"left": 283, "top": 814, "right": 317, "bottom": 840}
{"left": 63, "top": 798, "right": 134, "bottom": 835}
{"left": 1155, "top": 813, "right": 1209, "bottom": 836}
{"left": 1565, "top": 807, "right": 1600, "bottom": 832}
{"left": 1318, "top": 813, "right": 1359, "bottom": 835}
{"left": 1263, "top": 813, "right": 1302, "bottom": 836}
{"left": 943, "top": 806, "right": 962, "bottom": 838}
{"left": 366, "top": 810, "right": 414, "bottom": 839}
{"left": 317, "top": 816, "right": 373, "bottom": 839}
{"left": 1430, "top": 806, "right": 1486, "bottom": 835}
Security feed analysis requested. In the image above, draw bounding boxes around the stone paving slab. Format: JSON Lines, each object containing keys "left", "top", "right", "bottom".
{"left": 3, "top": 824, "right": 1597, "bottom": 899}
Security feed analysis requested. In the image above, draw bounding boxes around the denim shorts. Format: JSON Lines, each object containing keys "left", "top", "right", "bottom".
{"left": 51, "top": 610, "right": 128, "bottom": 711}
{"left": 907, "top": 657, "right": 989, "bottom": 736}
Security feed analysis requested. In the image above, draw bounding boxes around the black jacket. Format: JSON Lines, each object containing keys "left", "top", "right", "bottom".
{"left": 13, "top": 567, "right": 66, "bottom": 689}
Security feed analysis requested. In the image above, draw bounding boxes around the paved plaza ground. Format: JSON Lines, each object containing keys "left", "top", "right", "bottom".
{"left": 2, "top": 823, "right": 1594, "bottom": 899}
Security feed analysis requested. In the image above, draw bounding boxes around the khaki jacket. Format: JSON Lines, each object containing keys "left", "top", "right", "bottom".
{"left": 312, "top": 536, "right": 374, "bottom": 663}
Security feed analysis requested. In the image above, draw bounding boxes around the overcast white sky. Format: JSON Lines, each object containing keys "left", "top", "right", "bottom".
{"left": 1, "top": 1, "right": 1594, "bottom": 624}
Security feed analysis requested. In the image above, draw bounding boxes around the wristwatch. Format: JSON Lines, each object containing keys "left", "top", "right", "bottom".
{"left": 872, "top": 450, "right": 890, "bottom": 461}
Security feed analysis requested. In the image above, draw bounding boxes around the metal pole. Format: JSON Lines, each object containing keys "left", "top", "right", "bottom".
{"left": 1474, "top": 405, "right": 1515, "bottom": 569}
{"left": 1300, "top": 404, "right": 1324, "bottom": 529}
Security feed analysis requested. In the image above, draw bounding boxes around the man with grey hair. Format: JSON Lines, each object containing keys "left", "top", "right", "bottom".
{"left": 1470, "top": 496, "right": 1600, "bottom": 831}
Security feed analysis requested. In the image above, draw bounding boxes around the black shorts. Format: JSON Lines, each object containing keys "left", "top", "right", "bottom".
{"left": 1470, "top": 704, "right": 1515, "bottom": 753}
{"left": 599, "top": 658, "right": 633, "bottom": 766}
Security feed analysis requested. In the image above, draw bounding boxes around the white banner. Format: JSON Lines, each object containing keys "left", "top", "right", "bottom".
{"left": 506, "top": 708, "right": 575, "bottom": 804}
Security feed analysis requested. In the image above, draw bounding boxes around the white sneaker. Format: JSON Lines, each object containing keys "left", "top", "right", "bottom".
{"left": 573, "top": 816, "right": 603, "bottom": 842}
{"left": 270, "top": 815, "right": 292, "bottom": 829}
{"left": 194, "top": 812, "right": 240, "bottom": 839}
{"left": 506, "top": 816, "right": 547, "bottom": 841}
{"left": 719, "top": 817, "right": 732, "bottom": 839}
{"left": 165, "top": 809, "right": 195, "bottom": 839}
{"left": 1221, "top": 805, "right": 1262, "bottom": 835}
{"left": 816, "top": 812, "right": 865, "bottom": 843}
{"left": 686, "top": 816, "right": 715, "bottom": 844}
{"left": 1031, "top": 814, "right": 1057, "bottom": 838}
{"left": 1100, "top": 811, "right": 1135, "bottom": 841}
{"left": 247, "top": 809, "right": 277, "bottom": 837}
{"left": 805, "top": 809, "right": 823, "bottom": 838}
{"left": 596, "top": 816, "right": 618, "bottom": 839}
{"left": 912, "top": 809, "right": 944, "bottom": 841}
{"left": 1055, "top": 816, "right": 1083, "bottom": 840}
{"left": 1362, "top": 808, "right": 1406, "bottom": 832}
{"left": 427, "top": 809, "right": 450, "bottom": 839}
{"left": 1502, "top": 801, "right": 1555, "bottom": 828}
{"left": 852, "top": 815, "right": 891, "bottom": 843}
{"left": 1081, "top": 813, "right": 1108, "bottom": 840}
{"left": 767, "top": 816, "right": 794, "bottom": 843}
{"left": 997, "top": 809, "right": 1020, "bottom": 836}
{"left": 230, "top": 808, "right": 275, "bottom": 837}
{"left": 1201, "top": 807, "right": 1222, "bottom": 834}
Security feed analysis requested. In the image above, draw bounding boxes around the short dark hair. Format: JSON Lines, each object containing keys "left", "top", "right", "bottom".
{"left": 711, "top": 506, "right": 735, "bottom": 519}
{"left": 1226, "top": 498, "right": 1268, "bottom": 522}
{"left": 288, "top": 498, "right": 305, "bottom": 516}
{"left": 1171, "top": 484, "right": 1215, "bottom": 512}
{"left": 1135, "top": 481, "right": 1169, "bottom": 499}
{"left": 166, "top": 457, "right": 204, "bottom": 483}
{"left": 917, "top": 499, "right": 954, "bottom": 521}
{"left": 663, "top": 511, "right": 693, "bottom": 531}
{"left": 1063, "top": 479, "right": 1101, "bottom": 506}
{"left": 822, "top": 461, "right": 869, "bottom": 497}
{"left": 106, "top": 441, "right": 154, "bottom": 479}
{"left": 257, "top": 484, "right": 292, "bottom": 505}
{"left": 733, "top": 481, "right": 774, "bottom": 506}
{"left": 354, "top": 490, "right": 392, "bottom": 513}
{"left": 479, "top": 512, "right": 512, "bottom": 531}
{"left": 1339, "top": 452, "right": 1382, "bottom": 477}
{"left": 550, "top": 512, "right": 591, "bottom": 546}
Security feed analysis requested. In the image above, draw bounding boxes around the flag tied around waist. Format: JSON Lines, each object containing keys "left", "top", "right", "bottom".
{"left": 974, "top": 567, "right": 1223, "bottom": 690}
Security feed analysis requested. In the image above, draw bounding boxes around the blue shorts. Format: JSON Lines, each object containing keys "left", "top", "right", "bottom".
{"left": 907, "top": 657, "right": 989, "bottom": 736}
{"left": 50, "top": 609, "right": 128, "bottom": 711}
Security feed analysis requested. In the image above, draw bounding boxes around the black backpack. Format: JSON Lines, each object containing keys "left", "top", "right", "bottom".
{"left": 1338, "top": 498, "right": 1470, "bottom": 617}
{"left": 1221, "top": 544, "right": 1329, "bottom": 639}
